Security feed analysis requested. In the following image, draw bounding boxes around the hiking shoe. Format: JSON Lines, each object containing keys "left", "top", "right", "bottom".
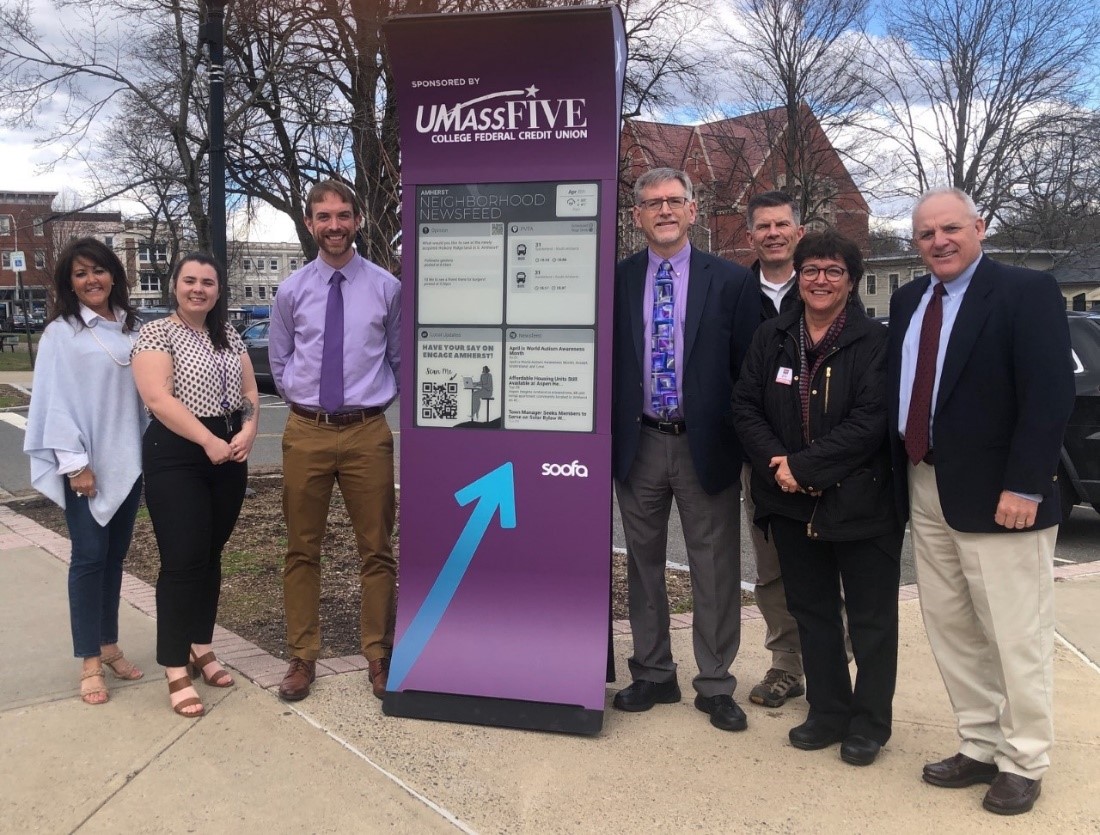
{"left": 749, "top": 668, "right": 805, "bottom": 707}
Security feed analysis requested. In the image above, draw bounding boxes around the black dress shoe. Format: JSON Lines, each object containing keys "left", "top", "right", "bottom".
{"left": 922, "top": 753, "right": 998, "bottom": 788}
{"left": 789, "top": 718, "right": 846, "bottom": 750}
{"left": 982, "top": 773, "right": 1041, "bottom": 816}
{"left": 840, "top": 734, "right": 881, "bottom": 766}
{"left": 694, "top": 694, "right": 747, "bottom": 732}
{"left": 612, "top": 679, "right": 681, "bottom": 712}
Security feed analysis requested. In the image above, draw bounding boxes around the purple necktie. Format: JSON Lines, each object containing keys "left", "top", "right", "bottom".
{"left": 905, "top": 282, "right": 947, "bottom": 464}
{"left": 651, "top": 260, "right": 679, "bottom": 418}
{"left": 319, "top": 270, "right": 345, "bottom": 413}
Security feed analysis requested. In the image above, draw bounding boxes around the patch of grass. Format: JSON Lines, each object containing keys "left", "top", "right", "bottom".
{"left": 0, "top": 384, "right": 30, "bottom": 408}
{"left": 0, "top": 336, "right": 38, "bottom": 372}
{"left": 135, "top": 506, "right": 150, "bottom": 521}
{"left": 221, "top": 549, "right": 267, "bottom": 578}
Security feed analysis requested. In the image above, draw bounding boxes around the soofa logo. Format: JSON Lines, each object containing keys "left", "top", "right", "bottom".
{"left": 541, "top": 460, "right": 589, "bottom": 478}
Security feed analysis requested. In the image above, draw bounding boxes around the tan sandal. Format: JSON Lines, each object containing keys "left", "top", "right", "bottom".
{"left": 101, "top": 650, "right": 144, "bottom": 681}
{"left": 166, "top": 672, "right": 205, "bottom": 718}
{"left": 189, "top": 650, "right": 234, "bottom": 688}
{"left": 80, "top": 667, "right": 109, "bottom": 705}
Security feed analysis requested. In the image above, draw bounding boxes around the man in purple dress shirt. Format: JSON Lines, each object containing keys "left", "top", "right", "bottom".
{"left": 610, "top": 168, "right": 758, "bottom": 731}
{"left": 268, "top": 180, "right": 401, "bottom": 702}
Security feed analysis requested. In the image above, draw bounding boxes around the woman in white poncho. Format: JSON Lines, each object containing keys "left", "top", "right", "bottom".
{"left": 24, "top": 238, "right": 148, "bottom": 705}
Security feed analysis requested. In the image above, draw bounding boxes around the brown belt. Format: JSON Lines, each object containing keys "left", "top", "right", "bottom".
{"left": 289, "top": 403, "right": 383, "bottom": 425}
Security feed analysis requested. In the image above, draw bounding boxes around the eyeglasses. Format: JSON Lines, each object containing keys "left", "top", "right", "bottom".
{"left": 637, "top": 196, "right": 690, "bottom": 212}
{"left": 799, "top": 265, "right": 848, "bottom": 281}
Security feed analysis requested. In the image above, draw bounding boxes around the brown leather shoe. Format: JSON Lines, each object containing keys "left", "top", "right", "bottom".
{"left": 368, "top": 656, "right": 390, "bottom": 700}
{"left": 278, "top": 658, "right": 316, "bottom": 702}
{"left": 922, "top": 753, "right": 998, "bottom": 788}
{"left": 982, "top": 773, "right": 1041, "bottom": 815}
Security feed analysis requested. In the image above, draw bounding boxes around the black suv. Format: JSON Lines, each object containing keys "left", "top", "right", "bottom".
{"left": 1061, "top": 312, "right": 1100, "bottom": 519}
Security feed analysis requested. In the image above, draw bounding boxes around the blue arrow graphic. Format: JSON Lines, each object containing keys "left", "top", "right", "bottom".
{"left": 388, "top": 462, "right": 517, "bottom": 691}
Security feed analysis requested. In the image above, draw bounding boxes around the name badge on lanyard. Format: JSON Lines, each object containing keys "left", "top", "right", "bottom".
{"left": 776, "top": 366, "right": 794, "bottom": 386}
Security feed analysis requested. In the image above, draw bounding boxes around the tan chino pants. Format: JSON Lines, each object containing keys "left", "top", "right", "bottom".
{"left": 282, "top": 412, "right": 396, "bottom": 661}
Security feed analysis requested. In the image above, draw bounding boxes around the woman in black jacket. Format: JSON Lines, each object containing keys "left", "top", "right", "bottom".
{"left": 732, "top": 230, "right": 902, "bottom": 766}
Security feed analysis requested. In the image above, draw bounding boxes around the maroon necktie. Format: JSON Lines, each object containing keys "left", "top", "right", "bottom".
{"left": 905, "top": 282, "right": 947, "bottom": 464}
{"left": 319, "top": 271, "right": 345, "bottom": 413}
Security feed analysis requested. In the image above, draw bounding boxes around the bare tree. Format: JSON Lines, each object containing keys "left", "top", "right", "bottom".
{"left": 987, "top": 111, "right": 1100, "bottom": 260}
{"left": 0, "top": 0, "right": 280, "bottom": 254}
{"left": 3, "top": 0, "right": 714, "bottom": 270}
{"left": 224, "top": 0, "right": 710, "bottom": 268}
{"left": 618, "top": 0, "right": 713, "bottom": 118}
{"left": 868, "top": 0, "right": 1100, "bottom": 221}
{"left": 711, "top": 0, "right": 881, "bottom": 224}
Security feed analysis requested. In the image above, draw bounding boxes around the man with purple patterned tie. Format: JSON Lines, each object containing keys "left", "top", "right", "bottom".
{"left": 611, "top": 167, "right": 759, "bottom": 731}
{"left": 269, "top": 180, "right": 401, "bottom": 702}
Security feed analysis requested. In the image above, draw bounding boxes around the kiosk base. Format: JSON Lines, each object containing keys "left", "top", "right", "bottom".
{"left": 382, "top": 690, "right": 604, "bottom": 736}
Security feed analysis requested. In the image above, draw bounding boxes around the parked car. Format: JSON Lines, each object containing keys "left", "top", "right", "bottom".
{"left": 240, "top": 319, "right": 273, "bottom": 392}
{"left": 1062, "top": 312, "right": 1100, "bottom": 519}
{"left": 872, "top": 311, "right": 1100, "bottom": 520}
{"left": 10, "top": 312, "right": 45, "bottom": 332}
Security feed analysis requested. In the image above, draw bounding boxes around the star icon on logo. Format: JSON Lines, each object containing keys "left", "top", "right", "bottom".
{"left": 525, "top": 84, "right": 539, "bottom": 98}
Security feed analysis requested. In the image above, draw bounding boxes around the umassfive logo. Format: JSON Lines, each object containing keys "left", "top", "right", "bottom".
{"left": 541, "top": 460, "right": 589, "bottom": 478}
{"left": 414, "top": 83, "right": 588, "bottom": 143}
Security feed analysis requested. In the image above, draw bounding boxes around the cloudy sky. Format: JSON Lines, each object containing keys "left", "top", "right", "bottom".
{"left": 0, "top": 0, "right": 298, "bottom": 242}
{"left": 4, "top": 1, "right": 1096, "bottom": 240}
{"left": 2, "top": 124, "right": 297, "bottom": 241}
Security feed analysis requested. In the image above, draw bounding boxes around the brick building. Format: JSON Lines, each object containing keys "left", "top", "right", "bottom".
{"left": 0, "top": 191, "right": 55, "bottom": 324}
{"left": 619, "top": 105, "right": 869, "bottom": 265}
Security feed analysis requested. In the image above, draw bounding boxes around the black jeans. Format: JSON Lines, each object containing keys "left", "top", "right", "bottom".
{"left": 143, "top": 416, "right": 247, "bottom": 667}
{"left": 770, "top": 515, "right": 902, "bottom": 744}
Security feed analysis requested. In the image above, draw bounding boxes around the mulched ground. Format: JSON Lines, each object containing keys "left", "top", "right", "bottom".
{"left": 0, "top": 383, "right": 31, "bottom": 408}
{"left": 12, "top": 475, "right": 704, "bottom": 660}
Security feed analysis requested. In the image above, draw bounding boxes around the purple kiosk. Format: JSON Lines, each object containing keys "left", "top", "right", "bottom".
{"left": 382, "top": 6, "right": 625, "bottom": 735}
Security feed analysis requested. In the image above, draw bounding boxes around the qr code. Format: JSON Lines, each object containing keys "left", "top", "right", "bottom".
{"left": 421, "top": 382, "right": 459, "bottom": 420}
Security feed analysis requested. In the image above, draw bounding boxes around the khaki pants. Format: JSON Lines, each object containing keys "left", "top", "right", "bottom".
{"left": 742, "top": 463, "right": 803, "bottom": 677}
{"left": 908, "top": 461, "right": 1056, "bottom": 779}
{"left": 282, "top": 412, "right": 396, "bottom": 661}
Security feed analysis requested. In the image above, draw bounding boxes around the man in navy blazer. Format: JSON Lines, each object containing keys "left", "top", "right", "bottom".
{"left": 611, "top": 167, "right": 758, "bottom": 732}
{"left": 887, "top": 188, "right": 1074, "bottom": 815}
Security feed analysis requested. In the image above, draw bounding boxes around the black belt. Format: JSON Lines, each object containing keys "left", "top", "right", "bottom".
{"left": 290, "top": 403, "right": 383, "bottom": 425}
{"left": 641, "top": 414, "right": 687, "bottom": 435}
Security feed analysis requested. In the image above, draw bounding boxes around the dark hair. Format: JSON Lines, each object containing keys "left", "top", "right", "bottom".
{"left": 171, "top": 252, "right": 232, "bottom": 351}
{"left": 793, "top": 230, "right": 864, "bottom": 292}
{"left": 48, "top": 237, "right": 138, "bottom": 332}
{"left": 305, "top": 179, "right": 362, "bottom": 219}
{"left": 746, "top": 191, "right": 801, "bottom": 227}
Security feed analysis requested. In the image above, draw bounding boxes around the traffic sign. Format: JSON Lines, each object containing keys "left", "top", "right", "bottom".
{"left": 10, "top": 250, "right": 26, "bottom": 272}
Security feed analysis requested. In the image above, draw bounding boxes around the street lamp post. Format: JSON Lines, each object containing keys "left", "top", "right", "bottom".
{"left": 201, "top": 0, "right": 227, "bottom": 267}
{"left": 1, "top": 212, "right": 35, "bottom": 365}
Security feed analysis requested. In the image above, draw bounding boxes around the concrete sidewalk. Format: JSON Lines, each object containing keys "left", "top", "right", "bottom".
{"left": 1, "top": 505, "right": 1098, "bottom": 834}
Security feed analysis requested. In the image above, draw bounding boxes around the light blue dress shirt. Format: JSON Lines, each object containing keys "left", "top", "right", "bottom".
{"left": 898, "top": 257, "right": 979, "bottom": 444}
